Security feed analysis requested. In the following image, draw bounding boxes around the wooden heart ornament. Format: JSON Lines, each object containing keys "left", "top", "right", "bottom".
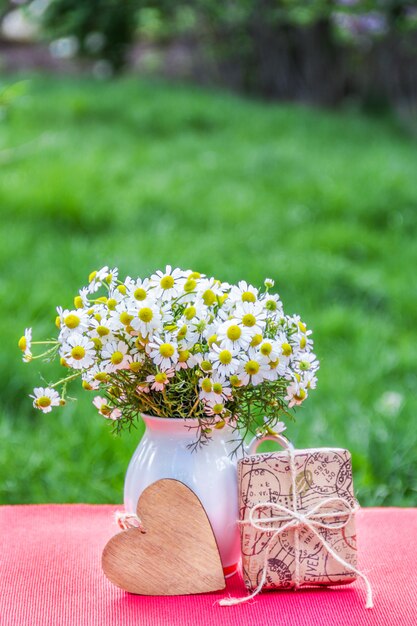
{"left": 102, "top": 479, "right": 226, "bottom": 595}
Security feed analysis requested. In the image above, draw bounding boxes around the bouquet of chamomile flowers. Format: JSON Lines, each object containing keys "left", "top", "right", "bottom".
{"left": 19, "top": 266, "right": 319, "bottom": 449}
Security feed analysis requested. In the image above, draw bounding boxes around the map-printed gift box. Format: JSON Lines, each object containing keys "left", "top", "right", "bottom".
{"left": 238, "top": 448, "right": 359, "bottom": 592}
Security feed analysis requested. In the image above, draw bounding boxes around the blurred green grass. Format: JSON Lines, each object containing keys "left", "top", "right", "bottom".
{"left": 1, "top": 75, "right": 416, "bottom": 506}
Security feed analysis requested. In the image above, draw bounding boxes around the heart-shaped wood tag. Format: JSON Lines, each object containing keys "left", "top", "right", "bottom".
{"left": 102, "top": 479, "right": 226, "bottom": 595}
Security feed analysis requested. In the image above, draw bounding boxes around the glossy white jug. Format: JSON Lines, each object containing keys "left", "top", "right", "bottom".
{"left": 124, "top": 414, "right": 289, "bottom": 577}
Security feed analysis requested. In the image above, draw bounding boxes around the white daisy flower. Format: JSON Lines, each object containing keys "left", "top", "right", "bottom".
{"left": 101, "top": 340, "right": 131, "bottom": 372}
{"left": 30, "top": 387, "right": 60, "bottom": 413}
{"left": 130, "top": 300, "right": 162, "bottom": 338}
{"left": 87, "top": 317, "right": 114, "bottom": 343}
{"left": 57, "top": 307, "right": 90, "bottom": 336}
{"left": 195, "top": 277, "right": 228, "bottom": 308}
{"left": 61, "top": 333, "right": 95, "bottom": 369}
{"left": 302, "top": 370, "right": 318, "bottom": 390}
{"left": 208, "top": 344, "right": 240, "bottom": 377}
{"left": 107, "top": 303, "right": 135, "bottom": 333}
{"left": 237, "top": 353, "right": 271, "bottom": 386}
{"left": 146, "top": 369, "right": 175, "bottom": 391}
{"left": 199, "top": 375, "right": 232, "bottom": 405}
{"left": 262, "top": 292, "right": 283, "bottom": 318}
{"left": 150, "top": 265, "right": 187, "bottom": 300}
{"left": 275, "top": 332, "right": 294, "bottom": 359}
{"left": 18, "top": 328, "right": 32, "bottom": 362}
{"left": 125, "top": 277, "right": 151, "bottom": 303}
{"left": 285, "top": 381, "right": 308, "bottom": 408}
{"left": 294, "top": 352, "right": 319, "bottom": 374}
{"left": 147, "top": 336, "right": 179, "bottom": 371}
{"left": 216, "top": 319, "right": 252, "bottom": 352}
{"left": 104, "top": 267, "right": 119, "bottom": 290}
{"left": 262, "top": 354, "right": 290, "bottom": 381}
{"left": 264, "top": 278, "right": 275, "bottom": 289}
{"left": 228, "top": 280, "right": 259, "bottom": 305}
{"left": 175, "top": 349, "right": 198, "bottom": 371}
{"left": 93, "top": 396, "right": 122, "bottom": 420}
{"left": 203, "top": 402, "right": 226, "bottom": 417}
{"left": 87, "top": 266, "right": 109, "bottom": 293}
{"left": 82, "top": 365, "right": 110, "bottom": 390}
{"left": 232, "top": 301, "right": 267, "bottom": 335}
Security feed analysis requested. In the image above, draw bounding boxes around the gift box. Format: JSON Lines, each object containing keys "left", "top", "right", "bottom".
{"left": 238, "top": 447, "right": 360, "bottom": 593}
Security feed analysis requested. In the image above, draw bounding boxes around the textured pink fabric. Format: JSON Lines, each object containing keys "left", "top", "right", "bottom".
{"left": 1, "top": 505, "right": 416, "bottom": 626}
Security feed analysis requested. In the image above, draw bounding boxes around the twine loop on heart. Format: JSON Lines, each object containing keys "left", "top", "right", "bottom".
{"left": 220, "top": 447, "right": 373, "bottom": 609}
{"left": 114, "top": 511, "right": 145, "bottom": 532}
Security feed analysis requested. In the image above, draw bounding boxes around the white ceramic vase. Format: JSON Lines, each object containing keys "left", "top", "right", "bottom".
{"left": 124, "top": 414, "right": 289, "bottom": 577}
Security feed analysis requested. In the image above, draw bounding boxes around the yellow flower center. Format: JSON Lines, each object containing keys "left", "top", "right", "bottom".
{"left": 71, "top": 346, "right": 86, "bottom": 360}
{"left": 96, "top": 296, "right": 108, "bottom": 304}
{"left": 295, "top": 389, "right": 307, "bottom": 401}
{"left": 88, "top": 270, "right": 97, "bottom": 282}
{"left": 178, "top": 350, "right": 190, "bottom": 362}
{"left": 129, "top": 361, "right": 142, "bottom": 372}
{"left": 219, "top": 350, "right": 232, "bottom": 365}
{"left": 189, "top": 271, "right": 201, "bottom": 279}
{"left": 282, "top": 342, "right": 292, "bottom": 357}
{"left": 208, "top": 334, "right": 218, "bottom": 347}
{"left": 260, "top": 342, "right": 272, "bottom": 356}
{"left": 36, "top": 396, "right": 52, "bottom": 408}
{"left": 177, "top": 325, "right": 187, "bottom": 340}
{"left": 202, "top": 378, "right": 212, "bottom": 392}
{"left": 230, "top": 374, "right": 241, "bottom": 387}
{"left": 242, "top": 291, "right": 256, "bottom": 303}
{"left": 94, "top": 372, "right": 108, "bottom": 381}
{"left": 299, "top": 360, "right": 311, "bottom": 371}
{"left": 159, "top": 343, "right": 175, "bottom": 358}
{"left": 300, "top": 336, "right": 307, "bottom": 349}
{"left": 55, "top": 316, "right": 61, "bottom": 329}
{"left": 160, "top": 275, "right": 175, "bottom": 290}
{"left": 134, "top": 288, "right": 147, "bottom": 301}
{"left": 97, "top": 325, "right": 110, "bottom": 337}
{"left": 184, "top": 306, "right": 196, "bottom": 320}
{"left": 92, "top": 337, "right": 102, "bottom": 349}
{"left": 74, "top": 295, "right": 83, "bottom": 309}
{"left": 242, "top": 313, "right": 256, "bottom": 327}
{"left": 203, "top": 289, "right": 216, "bottom": 306}
{"left": 298, "top": 321, "right": 307, "bottom": 333}
{"left": 107, "top": 298, "right": 117, "bottom": 310}
{"left": 213, "top": 382, "right": 223, "bottom": 394}
{"left": 250, "top": 333, "right": 263, "bottom": 347}
{"left": 82, "top": 381, "right": 93, "bottom": 390}
{"left": 120, "top": 311, "right": 133, "bottom": 325}
{"left": 226, "top": 325, "right": 241, "bottom": 341}
{"left": 18, "top": 336, "right": 27, "bottom": 351}
{"left": 105, "top": 273, "right": 113, "bottom": 284}
{"left": 245, "top": 360, "right": 260, "bottom": 375}
{"left": 270, "top": 359, "right": 280, "bottom": 370}
{"left": 212, "top": 403, "right": 224, "bottom": 414}
{"left": 64, "top": 314, "right": 80, "bottom": 329}
{"left": 201, "top": 360, "right": 212, "bottom": 372}
{"left": 184, "top": 278, "right": 196, "bottom": 292}
{"left": 155, "top": 372, "right": 168, "bottom": 384}
{"left": 117, "top": 284, "right": 127, "bottom": 295}
{"left": 266, "top": 299, "right": 277, "bottom": 311}
{"left": 94, "top": 313, "right": 101, "bottom": 322}
{"left": 111, "top": 351, "right": 124, "bottom": 365}
{"left": 138, "top": 307, "right": 153, "bottom": 323}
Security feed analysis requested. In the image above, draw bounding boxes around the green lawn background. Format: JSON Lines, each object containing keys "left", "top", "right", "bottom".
{"left": 1, "top": 75, "right": 416, "bottom": 506}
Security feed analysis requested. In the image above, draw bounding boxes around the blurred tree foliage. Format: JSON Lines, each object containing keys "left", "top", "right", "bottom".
{"left": 1, "top": 1, "right": 416, "bottom": 104}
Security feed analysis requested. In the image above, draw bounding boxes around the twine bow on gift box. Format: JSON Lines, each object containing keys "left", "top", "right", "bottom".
{"left": 220, "top": 447, "right": 373, "bottom": 609}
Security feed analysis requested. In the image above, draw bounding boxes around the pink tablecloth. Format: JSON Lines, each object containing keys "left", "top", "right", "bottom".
{"left": 1, "top": 505, "right": 416, "bottom": 626}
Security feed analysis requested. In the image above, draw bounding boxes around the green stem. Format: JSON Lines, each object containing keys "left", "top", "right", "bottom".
{"left": 50, "top": 372, "right": 81, "bottom": 388}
